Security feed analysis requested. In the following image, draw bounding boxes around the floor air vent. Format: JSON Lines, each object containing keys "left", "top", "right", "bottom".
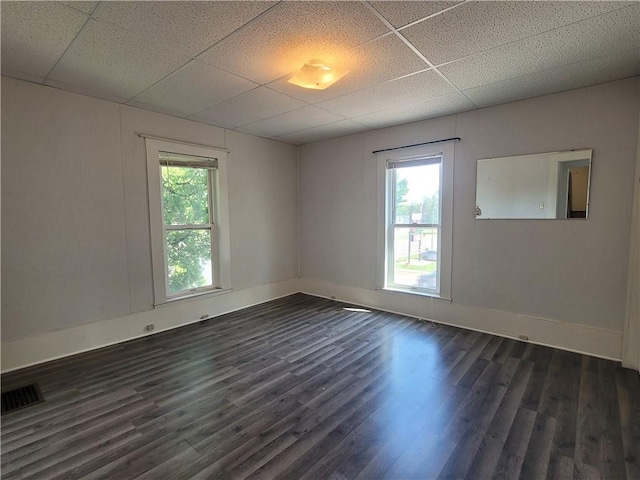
{"left": 1, "top": 384, "right": 44, "bottom": 415}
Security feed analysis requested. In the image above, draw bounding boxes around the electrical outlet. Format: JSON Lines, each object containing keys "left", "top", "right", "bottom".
{"left": 518, "top": 334, "right": 529, "bottom": 341}
{"left": 145, "top": 324, "right": 154, "bottom": 332}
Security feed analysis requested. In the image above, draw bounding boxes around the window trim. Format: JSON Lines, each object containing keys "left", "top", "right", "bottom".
{"left": 145, "top": 138, "right": 231, "bottom": 305}
{"left": 376, "top": 142, "right": 454, "bottom": 300}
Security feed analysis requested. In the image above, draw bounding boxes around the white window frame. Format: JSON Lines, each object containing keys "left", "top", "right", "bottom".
{"left": 376, "top": 142, "right": 454, "bottom": 300}
{"left": 145, "top": 137, "right": 231, "bottom": 305}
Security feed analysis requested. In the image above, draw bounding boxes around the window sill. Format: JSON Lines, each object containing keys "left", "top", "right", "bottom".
{"left": 377, "top": 287, "right": 452, "bottom": 302}
{"left": 154, "top": 287, "right": 233, "bottom": 308}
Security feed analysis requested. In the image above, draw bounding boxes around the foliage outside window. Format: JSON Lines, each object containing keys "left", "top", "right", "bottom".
{"left": 161, "top": 165, "right": 213, "bottom": 294}
{"left": 145, "top": 138, "right": 231, "bottom": 305}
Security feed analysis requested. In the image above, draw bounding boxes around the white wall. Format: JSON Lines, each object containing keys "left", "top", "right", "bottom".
{"left": 117, "top": 104, "right": 298, "bottom": 313}
{"left": 2, "top": 78, "right": 131, "bottom": 339}
{"left": 3, "top": 75, "right": 639, "bottom": 371}
{"left": 622, "top": 82, "right": 640, "bottom": 370}
{"left": 1, "top": 77, "right": 298, "bottom": 368}
{"left": 299, "top": 77, "right": 640, "bottom": 359}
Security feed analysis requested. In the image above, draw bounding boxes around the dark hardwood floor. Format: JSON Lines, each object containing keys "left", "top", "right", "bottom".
{"left": 1, "top": 293, "right": 639, "bottom": 479}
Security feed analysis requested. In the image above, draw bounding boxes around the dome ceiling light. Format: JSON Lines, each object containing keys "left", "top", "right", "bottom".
{"left": 287, "top": 59, "right": 348, "bottom": 90}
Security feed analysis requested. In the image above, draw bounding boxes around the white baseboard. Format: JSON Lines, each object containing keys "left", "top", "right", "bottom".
{"left": 298, "top": 278, "right": 623, "bottom": 362}
{"left": 1, "top": 279, "right": 300, "bottom": 373}
{"left": 2, "top": 277, "right": 625, "bottom": 373}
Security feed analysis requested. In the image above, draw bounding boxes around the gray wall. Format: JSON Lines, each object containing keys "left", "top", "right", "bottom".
{"left": 622, "top": 83, "right": 640, "bottom": 369}
{"left": 3, "top": 75, "right": 639, "bottom": 351}
{"left": 299, "top": 77, "right": 640, "bottom": 332}
{"left": 1, "top": 77, "right": 298, "bottom": 341}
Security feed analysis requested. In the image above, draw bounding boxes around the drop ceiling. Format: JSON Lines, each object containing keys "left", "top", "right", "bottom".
{"left": 2, "top": 1, "right": 639, "bottom": 145}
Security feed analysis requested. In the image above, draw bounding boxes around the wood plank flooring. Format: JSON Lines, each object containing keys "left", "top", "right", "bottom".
{"left": 2, "top": 293, "right": 639, "bottom": 479}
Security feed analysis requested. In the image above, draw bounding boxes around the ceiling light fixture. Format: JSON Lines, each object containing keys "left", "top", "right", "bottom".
{"left": 287, "top": 59, "right": 348, "bottom": 90}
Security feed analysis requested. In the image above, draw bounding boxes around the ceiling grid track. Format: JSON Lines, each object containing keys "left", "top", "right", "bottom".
{"left": 4, "top": 0, "right": 637, "bottom": 144}
{"left": 361, "top": 0, "right": 480, "bottom": 109}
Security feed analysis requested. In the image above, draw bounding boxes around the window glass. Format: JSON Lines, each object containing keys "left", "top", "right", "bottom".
{"left": 393, "top": 162, "right": 440, "bottom": 225}
{"left": 390, "top": 160, "right": 441, "bottom": 292}
{"left": 391, "top": 226, "right": 439, "bottom": 291}
{"left": 166, "top": 229, "right": 212, "bottom": 293}
{"left": 161, "top": 166, "right": 210, "bottom": 226}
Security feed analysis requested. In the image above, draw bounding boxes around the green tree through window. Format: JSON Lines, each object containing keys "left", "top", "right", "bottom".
{"left": 161, "top": 166, "right": 212, "bottom": 293}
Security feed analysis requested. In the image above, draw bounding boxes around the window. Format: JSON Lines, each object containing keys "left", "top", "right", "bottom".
{"left": 377, "top": 143, "right": 453, "bottom": 299}
{"left": 145, "top": 138, "right": 231, "bottom": 304}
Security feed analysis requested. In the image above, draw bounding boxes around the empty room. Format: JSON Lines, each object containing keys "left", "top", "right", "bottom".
{"left": 1, "top": 1, "right": 639, "bottom": 479}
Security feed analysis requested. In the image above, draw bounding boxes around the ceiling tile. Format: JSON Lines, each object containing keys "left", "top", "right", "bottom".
{"left": 371, "top": 1, "right": 463, "bottom": 28}
{"left": 439, "top": 5, "right": 640, "bottom": 91}
{"left": 44, "top": 77, "right": 133, "bottom": 104}
{"left": 1, "top": 2, "right": 88, "bottom": 78}
{"left": 267, "top": 34, "right": 428, "bottom": 104}
{"left": 2, "top": 69, "right": 46, "bottom": 84}
{"left": 463, "top": 48, "right": 640, "bottom": 108}
{"left": 93, "top": 1, "right": 275, "bottom": 58}
{"left": 317, "top": 70, "right": 456, "bottom": 118}
{"left": 48, "top": 19, "right": 191, "bottom": 101}
{"left": 197, "top": 1, "right": 389, "bottom": 84}
{"left": 123, "top": 102, "right": 191, "bottom": 119}
{"left": 192, "top": 87, "right": 306, "bottom": 128}
{"left": 238, "top": 106, "right": 344, "bottom": 138}
{"left": 279, "top": 120, "right": 368, "bottom": 144}
{"left": 402, "top": 1, "right": 635, "bottom": 65}
{"left": 3, "top": 1, "right": 638, "bottom": 146}
{"left": 354, "top": 93, "right": 474, "bottom": 129}
{"left": 129, "top": 60, "right": 258, "bottom": 117}
{"left": 61, "top": 1, "right": 98, "bottom": 14}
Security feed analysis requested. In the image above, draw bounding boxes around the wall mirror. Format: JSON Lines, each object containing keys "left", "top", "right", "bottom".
{"left": 475, "top": 149, "right": 592, "bottom": 220}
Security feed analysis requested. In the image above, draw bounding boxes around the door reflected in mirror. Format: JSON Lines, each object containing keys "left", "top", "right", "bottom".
{"left": 475, "top": 149, "right": 592, "bottom": 220}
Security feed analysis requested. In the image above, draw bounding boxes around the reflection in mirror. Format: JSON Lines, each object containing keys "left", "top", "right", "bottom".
{"left": 475, "top": 149, "right": 592, "bottom": 220}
